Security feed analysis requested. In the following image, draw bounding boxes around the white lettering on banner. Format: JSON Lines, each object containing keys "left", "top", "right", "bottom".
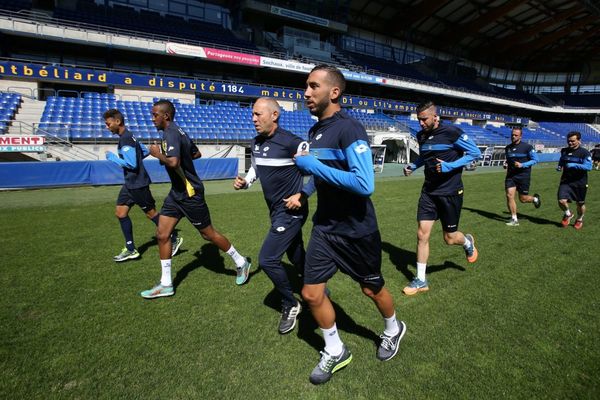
{"left": 0, "top": 145, "right": 46, "bottom": 152}
{"left": 0, "top": 136, "right": 45, "bottom": 145}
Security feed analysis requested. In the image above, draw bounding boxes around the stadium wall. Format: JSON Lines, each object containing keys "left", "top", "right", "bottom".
{"left": 0, "top": 158, "right": 237, "bottom": 189}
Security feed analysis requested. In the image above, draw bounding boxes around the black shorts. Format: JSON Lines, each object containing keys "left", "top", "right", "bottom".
{"left": 505, "top": 174, "right": 531, "bottom": 195}
{"left": 558, "top": 183, "right": 588, "bottom": 204}
{"left": 160, "top": 192, "right": 212, "bottom": 230}
{"left": 116, "top": 185, "right": 156, "bottom": 212}
{"left": 417, "top": 191, "right": 463, "bottom": 233}
{"left": 304, "top": 228, "right": 384, "bottom": 289}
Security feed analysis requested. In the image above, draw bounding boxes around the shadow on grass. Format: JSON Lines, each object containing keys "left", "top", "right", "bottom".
{"left": 381, "top": 241, "right": 415, "bottom": 281}
{"left": 258, "top": 265, "right": 381, "bottom": 351}
{"left": 172, "top": 243, "right": 259, "bottom": 288}
{"left": 136, "top": 228, "right": 186, "bottom": 257}
{"left": 295, "top": 298, "right": 380, "bottom": 352}
{"left": 463, "top": 206, "right": 561, "bottom": 226}
{"left": 381, "top": 241, "right": 465, "bottom": 282}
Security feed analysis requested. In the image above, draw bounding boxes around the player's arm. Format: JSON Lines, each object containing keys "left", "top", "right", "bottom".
{"left": 404, "top": 156, "right": 424, "bottom": 175}
{"left": 439, "top": 134, "right": 481, "bottom": 172}
{"left": 106, "top": 145, "right": 137, "bottom": 169}
{"left": 191, "top": 142, "right": 202, "bottom": 159}
{"left": 520, "top": 148, "right": 538, "bottom": 168}
{"left": 234, "top": 153, "right": 258, "bottom": 190}
{"left": 140, "top": 142, "right": 150, "bottom": 158}
{"left": 149, "top": 138, "right": 180, "bottom": 169}
{"left": 295, "top": 139, "right": 374, "bottom": 196}
{"left": 566, "top": 155, "right": 593, "bottom": 170}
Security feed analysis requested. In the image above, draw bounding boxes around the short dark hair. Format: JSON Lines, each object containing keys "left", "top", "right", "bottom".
{"left": 103, "top": 108, "right": 124, "bottom": 124}
{"left": 310, "top": 64, "right": 346, "bottom": 94}
{"left": 512, "top": 126, "right": 523, "bottom": 133}
{"left": 416, "top": 101, "right": 436, "bottom": 114}
{"left": 567, "top": 131, "right": 581, "bottom": 140}
{"left": 153, "top": 99, "right": 176, "bottom": 120}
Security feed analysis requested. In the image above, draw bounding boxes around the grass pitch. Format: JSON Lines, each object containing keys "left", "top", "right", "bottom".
{"left": 1, "top": 164, "right": 599, "bottom": 399}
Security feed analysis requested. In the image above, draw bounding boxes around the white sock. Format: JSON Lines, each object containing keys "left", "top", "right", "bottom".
{"left": 384, "top": 313, "right": 400, "bottom": 337}
{"left": 577, "top": 214, "right": 584, "bottom": 221}
{"left": 564, "top": 209, "right": 572, "bottom": 217}
{"left": 417, "top": 262, "right": 427, "bottom": 282}
{"left": 226, "top": 245, "right": 246, "bottom": 268}
{"left": 463, "top": 235, "right": 472, "bottom": 249}
{"left": 511, "top": 214, "right": 518, "bottom": 221}
{"left": 160, "top": 259, "right": 172, "bottom": 287}
{"left": 321, "top": 324, "right": 344, "bottom": 357}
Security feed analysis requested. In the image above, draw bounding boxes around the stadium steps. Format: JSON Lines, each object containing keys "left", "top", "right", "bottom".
{"left": 8, "top": 97, "right": 45, "bottom": 135}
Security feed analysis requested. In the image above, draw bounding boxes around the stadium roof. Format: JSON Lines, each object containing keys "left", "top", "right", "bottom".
{"left": 343, "top": 0, "right": 600, "bottom": 74}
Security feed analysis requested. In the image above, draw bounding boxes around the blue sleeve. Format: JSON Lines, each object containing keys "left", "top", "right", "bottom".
{"left": 567, "top": 156, "right": 592, "bottom": 170}
{"left": 295, "top": 139, "right": 374, "bottom": 196}
{"left": 440, "top": 134, "right": 481, "bottom": 172}
{"left": 106, "top": 151, "right": 127, "bottom": 168}
{"left": 301, "top": 175, "right": 316, "bottom": 197}
{"left": 410, "top": 157, "right": 424, "bottom": 170}
{"left": 520, "top": 149, "right": 538, "bottom": 168}
{"left": 140, "top": 142, "right": 150, "bottom": 158}
{"left": 119, "top": 145, "right": 137, "bottom": 169}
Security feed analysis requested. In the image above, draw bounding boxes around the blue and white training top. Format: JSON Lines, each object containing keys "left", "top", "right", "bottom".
{"left": 295, "top": 110, "right": 378, "bottom": 238}
{"left": 245, "top": 127, "right": 310, "bottom": 218}
{"left": 410, "top": 124, "right": 481, "bottom": 195}
{"left": 106, "top": 128, "right": 151, "bottom": 189}
{"left": 558, "top": 146, "right": 592, "bottom": 186}
{"left": 505, "top": 141, "right": 538, "bottom": 178}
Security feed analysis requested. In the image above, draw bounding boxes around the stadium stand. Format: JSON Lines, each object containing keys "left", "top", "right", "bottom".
{"left": 0, "top": 92, "right": 21, "bottom": 134}
{"left": 51, "top": 1, "right": 257, "bottom": 51}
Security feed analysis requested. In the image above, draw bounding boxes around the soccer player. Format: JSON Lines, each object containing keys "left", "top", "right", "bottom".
{"left": 403, "top": 101, "right": 481, "bottom": 296}
{"left": 140, "top": 100, "right": 251, "bottom": 298}
{"left": 557, "top": 131, "right": 592, "bottom": 229}
{"left": 103, "top": 109, "right": 183, "bottom": 262}
{"left": 234, "top": 97, "right": 311, "bottom": 334}
{"left": 503, "top": 126, "right": 541, "bottom": 226}
{"left": 295, "top": 65, "right": 406, "bottom": 385}
{"left": 590, "top": 144, "right": 600, "bottom": 171}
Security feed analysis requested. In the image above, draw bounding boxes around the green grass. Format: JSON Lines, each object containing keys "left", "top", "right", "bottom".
{"left": 1, "top": 165, "right": 599, "bottom": 399}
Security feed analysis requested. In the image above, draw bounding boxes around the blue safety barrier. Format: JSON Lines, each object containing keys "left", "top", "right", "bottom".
{"left": 0, "top": 158, "right": 238, "bottom": 189}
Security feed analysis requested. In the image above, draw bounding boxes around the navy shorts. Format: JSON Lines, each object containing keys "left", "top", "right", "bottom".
{"left": 417, "top": 191, "right": 463, "bottom": 233}
{"left": 160, "top": 192, "right": 212, "bottom": 230}
{"left": 558, "top": 183, "right": 587, "bottom": 204}
{"left": 304, "top": 228, "right": 384, "bottom": 289}
{"left": 116, "top": 185, "right": 156, "bottom": 212}
{"left": 505, "top": 173, "right": 531, "bottom": 195}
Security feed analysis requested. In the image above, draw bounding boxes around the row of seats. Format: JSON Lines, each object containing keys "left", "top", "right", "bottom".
{"left": 3, "top": 93, "right": 595, "bottom": 146}
{"left": 0, "top": 92, "right": 21, "bottom": 133}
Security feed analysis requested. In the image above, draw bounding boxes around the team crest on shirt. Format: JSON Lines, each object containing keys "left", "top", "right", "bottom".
{"left": 276, "top": 226, "right": 285, "bottom": 232}
{"left": 428, "top": 135, "right": 433, "bottom": 139}
{"left": 462, "top": 134, "right": 469, "bottom": 140}
{"left": 123, "top": 147, "right": 130, "bottom": 152}
{"left": 315, "top": 134, "right": 322, "bottom": 141}
{"left": 168, "top": 146, "right": 174, "bottom": 151}
{"left": 254, "top": 144, "right": 260, "bottom": 151}
{"left": 354, "top": 144, "right": 369, "bottom": 154}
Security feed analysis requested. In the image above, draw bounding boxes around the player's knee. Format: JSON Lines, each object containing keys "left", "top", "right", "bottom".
{"left": 156, "top": 229, "right": 171, "bottom": 243}
{"left": 301, "top": 286, "right": 323, "bottom": 305}
{"left": 361, "top": 284, "right": 381, "bottom": 298}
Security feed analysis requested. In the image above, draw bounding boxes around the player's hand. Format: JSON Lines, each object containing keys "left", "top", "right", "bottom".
{"left": 293, "top": 150, "right": 310, "bottom": 160}
{"left": 503, "top": 162, "right": 508, "bottom": 169}
{"left": 514, "top": 161, "right": 522, "bottom": 168}
{"left": 148, "top": 141, "right": 161, "bottom": 157}
{"left": 284, "top": 193, "right": 305, "bottom": 210}
{"left": 403, "top": 165, "right": 413, "bottom": 176}
{"left": 556, "top": 166, "right": 562, "bottom": 171}
{"left": 435, "top": 158, "right": 445, "bottom": 173}
{"left": 233, "top": 176, "right": 247, "bottom": 190}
